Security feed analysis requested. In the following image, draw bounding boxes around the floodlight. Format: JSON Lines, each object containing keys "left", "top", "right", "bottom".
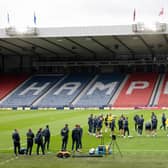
{"left": 132, "top": 22, "right": 166, "bottom": 33}
{"left": 144, "top": 23, "right": 157, "bottom": 31}
{"left": 5, "top": 26, "right": 37, "bottom": 36}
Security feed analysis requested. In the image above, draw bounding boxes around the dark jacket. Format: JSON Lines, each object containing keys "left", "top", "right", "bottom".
{"left": 12, "top": 132, "right": 20, "bottom": 143}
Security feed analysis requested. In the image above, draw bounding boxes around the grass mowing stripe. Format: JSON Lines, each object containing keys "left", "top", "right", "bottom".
{"left": 1, "top": 109, "right": 168, "bottom": 168}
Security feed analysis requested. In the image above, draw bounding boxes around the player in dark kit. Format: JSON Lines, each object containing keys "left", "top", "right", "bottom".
{"left": 43, "top": 125, "right": 51, "bottom": 151}
{"left": 110, "top": 118, "right": 116, "bottom": 136}
{"left": 151, "top": 113, "right": 158, "bottom": 136}
{"left": 104, "top": 114, "right": 109, "bottom": 133}
{"left": 72, "top": 124, "right": 80, "bottom": 152}
{"left": 133, "top": 114, "right": 139, "bottom": 132}
{"left": 123, "top": 117, "right": 130, "bottom": 138}
{"left": 78, "top": 125, "right": 83, "bottom": 149}
{"left": 96, "top": 115, "right": 103, "bottom": 138}
{"left": 145, "top": 121, "right": 152, "bottom": 136}
{"left": 160, "top": 113, "right": 166, "bottom": 130}
{"left": 137, "top": 115, "right": 144, "bottom": 135}
{"left": 12, "top": 129, "right": 21, "bottom": 156}
{"left": 93, "top": 115, "right": 98, "bottom": 136}
{"left": 118, "top": 115, "right": 124, "bottom": 137}
{"left": 61, "top": 124, "right": 69, "bottom": 151}
{"left": 26, "top": 128, "right": 34, "bottom": 155}
{"left": 35, "top": 128, "right": 45, "bottom": 155}
{"left": 88, "top": 114, "right": 93, "bottom": 135}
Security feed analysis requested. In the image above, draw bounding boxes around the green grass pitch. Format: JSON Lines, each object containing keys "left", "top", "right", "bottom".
{"left": 1, "top": 109, "right": 168, "bottom": 168}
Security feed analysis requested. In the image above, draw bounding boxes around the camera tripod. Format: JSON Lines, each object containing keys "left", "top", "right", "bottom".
{"left": 109, "top": 135, "right": 123, "bottom": 158}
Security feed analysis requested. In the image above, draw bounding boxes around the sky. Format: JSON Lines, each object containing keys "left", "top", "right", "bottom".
{"left": 0, "top": 0, "right": 167, "bottom": 28}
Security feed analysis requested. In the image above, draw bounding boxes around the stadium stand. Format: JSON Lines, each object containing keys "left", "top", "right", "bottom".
{"left": 0, "top": 74, "right": 29, "bottom": 100}
{"left": 33, "top": 73, "right": 94, "bottom": 107}
{"left": 113, "top": 72, "right": 159, "bottom": 107}
{"left": 0, "top": 25, "right": 168, "bottom": 109}
{"left": 0, "top": 72, "right": 166, "bottom": 108}
{"left": 74, "top": 73, "right": 125, "bottom": 107}
{"left": 157, "top": 74, "right": 168, "bottom": 107}
{"left": 0, "top": 75, "right": 63, "bottom": 107}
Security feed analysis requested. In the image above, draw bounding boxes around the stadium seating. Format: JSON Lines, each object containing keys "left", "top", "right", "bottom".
{"left": 113, "top": 73, "right": 159, "bottom": 107}
{"left": 34, "top": 73, "right": 94, "bottom": 107}
{"left": 1, "top": 72, "right": 168, "bottom": 108}
{"left": 157, "top": 74, "right": 168, "bottom": 107}
{"left": 0, "top": 75, "right": 63, "bottom": 107}
{"left": 74, "top": 73, "right": 125, "bottom": 107}
{"left": 0, "top": 74, "right": 29, "bottom": 100}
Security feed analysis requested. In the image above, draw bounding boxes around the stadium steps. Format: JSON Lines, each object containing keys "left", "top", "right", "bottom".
{"left": 0, "top": 74, "right": 63, "bottom": 107}
{"left": 148, "top": 74, "right": 163, "bottom": 107}
{"left": 0, "top": 74, "right": 29, "bottom": 101}
{"left": 108, "top": 74, "right": 129, "bottom": 106}
{"left": 33, "top": 73, "right": 94, "bottom": 108}
{"left": 71, "top": 74, "right": 99, "bottom": 106}
{"left": 31, "top": 74, "right": 67, "bottom": 107}
{"left": 74, "top": 73, "right": 125, "bottom": 107}
{"left": 152, "top": 74, "right": 166, "bottom": 106}
{"left": 0, "top": 75, "right": 32, "bottom": 105}
{"left": 113, "top": 72, "right": 159, "bottom": 107}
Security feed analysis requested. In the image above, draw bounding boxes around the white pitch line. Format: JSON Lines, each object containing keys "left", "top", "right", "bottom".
{"left": 0, "top": 156, "right": 18, "bottom": 165}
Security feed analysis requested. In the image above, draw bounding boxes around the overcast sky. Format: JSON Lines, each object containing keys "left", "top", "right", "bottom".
{"left": 0, "top": 0, "right": 167, "bottom": 27}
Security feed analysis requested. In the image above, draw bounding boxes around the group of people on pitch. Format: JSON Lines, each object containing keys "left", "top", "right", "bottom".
{"left": 88, "top": 112, "right": 168, "bottom": 138}
{"left": 12, "top": 125, "right": 50, "bottom": 156}
{"left": 12, "top": 124, "right": 83, "bottom": 156}
{"left": 60, "top": 124, "right": 83, "bottom": 152}
{"left": 134, "top": 112, "right": 168, "bottom": 136}
{"left": 88, "top": 113, "right": 132, "bottom": 138}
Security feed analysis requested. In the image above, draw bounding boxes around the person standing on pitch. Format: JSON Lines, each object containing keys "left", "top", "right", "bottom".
{"left": 151, "top": 112, "right": 158, "bottom": 136}
{"left": 123, "top": 117, "right": 130, "bottom": 138}
{"left": 26, "top": 128, "right": 34, "bottom": 155}
{"left": 78, "top": 125, "right": 83, "bottom": 150}
{"left": 133, "top": 114, "right": 139, "bottom": 132}
{"left": 137, "top": 115, "right": 144, "bottom": 135}
{"left": 12, "top": 129, "right": 21, "bottom": 156}
{"left": 88, "top": 114, "right": 93, "bottom": 135}
{"left": 118, "top": 115, "right": 124, "bottom": 137}
{"left": 35, "top": 128, "right": 45, "bottom": 155}
{"left": 72, "top": 124, "right": 80, "bottom": 152}
{"left": 160, "top": 113, "right": 166, "bottom": 130}
{"left": 43, "top": 125, "right": 51, "bottom": 151}
{"left": 61, "top": 124, "right": 69, "bottom": 151}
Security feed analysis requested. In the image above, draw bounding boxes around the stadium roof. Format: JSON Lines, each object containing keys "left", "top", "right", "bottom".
{"left": 0, "top": 25, "right": 168, "bottom": 63}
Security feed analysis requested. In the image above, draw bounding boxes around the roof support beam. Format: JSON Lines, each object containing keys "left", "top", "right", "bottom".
{"left": 40, "top": 38, "right": 77, "bottom": 55}
{"left": 0, "top": 39, "right": 36, "bottom": 55}
{"left": 91, "top": 37, "right": 116, "bottom": 56}
{"left": 0, "top": 45, "right": 22, "bottom": 56}
{"left": 65, "top": 37, "right": 97, "bottom": 57}
{"left": 138, "top": 35, "right": 154, "bottom": 57}
{"left": 17, "top": 39, "right": 59, "bottom": 56}
{"left": 113, "top": 36, "right": 135, "bottom": 57}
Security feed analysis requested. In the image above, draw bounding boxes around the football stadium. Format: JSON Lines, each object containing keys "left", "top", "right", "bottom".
{"left": 1, "top": 1, "right": 168, "bottom": 168}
